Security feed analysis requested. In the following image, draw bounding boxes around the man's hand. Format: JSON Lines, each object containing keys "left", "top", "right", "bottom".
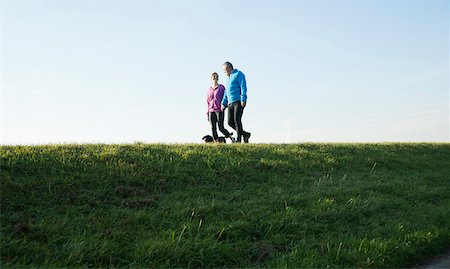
{"left": 221, "top": 105, "right": 226, "bottom": 111}
{"left": 241, "top": 102, "right": 246, "bottom": 108}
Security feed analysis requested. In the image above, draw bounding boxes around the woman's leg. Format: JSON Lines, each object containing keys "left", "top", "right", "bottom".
{"left": 208, "top": 112, "right": 219, "bottom": 140}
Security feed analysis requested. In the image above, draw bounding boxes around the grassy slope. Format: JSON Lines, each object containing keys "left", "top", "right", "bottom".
{"left": 1, "top": 143, "right": 449, "bottom": 267}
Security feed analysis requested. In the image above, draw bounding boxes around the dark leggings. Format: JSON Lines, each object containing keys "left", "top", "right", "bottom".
{"left": 209, "top": 111, "right": 232, "bottom": 140}
{"left": 227, "top": 101, "right": 250, "bottom": 142}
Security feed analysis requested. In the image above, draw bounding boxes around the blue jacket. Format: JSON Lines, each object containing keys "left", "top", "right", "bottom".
{"left": 222, "top": 69, "right": 247, "bottom": 106}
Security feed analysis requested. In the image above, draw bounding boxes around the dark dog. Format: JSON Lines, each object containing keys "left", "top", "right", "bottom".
{"left": 202, "top": 135, "right": 226, "bottom": 143}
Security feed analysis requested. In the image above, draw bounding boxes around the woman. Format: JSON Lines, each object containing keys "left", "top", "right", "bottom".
{"left": 206, "top": 72, "right": 235, "bottom": 143}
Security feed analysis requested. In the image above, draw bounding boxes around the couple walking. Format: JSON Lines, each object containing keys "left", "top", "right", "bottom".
{"left": 206, "top": 61, "right": 251, "bottom": 143}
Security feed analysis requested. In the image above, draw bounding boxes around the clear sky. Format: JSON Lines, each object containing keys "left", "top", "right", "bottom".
{"left": 1, "top": 0, "right": 449, "bottom": 144}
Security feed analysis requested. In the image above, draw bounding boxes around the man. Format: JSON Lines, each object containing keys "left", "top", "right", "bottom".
{"left": 221, "top": 61, "right": 251, "bottom": 143}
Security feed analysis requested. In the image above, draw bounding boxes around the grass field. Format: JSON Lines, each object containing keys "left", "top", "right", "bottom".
{"left": 1, "top": 143, "right": 449, "bottom": 267}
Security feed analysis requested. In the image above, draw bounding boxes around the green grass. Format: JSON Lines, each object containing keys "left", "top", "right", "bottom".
{"left": 1, "top": 143, "right": 449, "bottom": 268}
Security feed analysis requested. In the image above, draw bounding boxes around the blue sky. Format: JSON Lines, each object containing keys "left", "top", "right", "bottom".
{"left": 1, "top": 0, "right": 449, "bottom": 144}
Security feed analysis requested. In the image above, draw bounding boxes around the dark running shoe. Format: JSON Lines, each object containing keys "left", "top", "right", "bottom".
{"left": 243, "top": 132, "right": 251, "bottom": 143}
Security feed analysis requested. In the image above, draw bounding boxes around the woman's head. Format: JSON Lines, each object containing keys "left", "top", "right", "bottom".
{"left": 211, "top": 72, "right": 219, "bottom": 81}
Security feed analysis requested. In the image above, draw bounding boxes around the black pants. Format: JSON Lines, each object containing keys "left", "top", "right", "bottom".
{"left": 208, "top": 111, "right": 232, "bottom": 140}
{"left": 227, "top": 101, "right": 250, "bottom": 142}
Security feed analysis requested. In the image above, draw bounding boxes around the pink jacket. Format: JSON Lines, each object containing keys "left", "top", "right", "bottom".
{"left": 206, "top": 84, "right": 225, "bottom": 114}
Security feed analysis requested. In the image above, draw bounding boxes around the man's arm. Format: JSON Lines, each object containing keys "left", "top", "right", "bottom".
{"left": 221, "top": 87, "right": 228, "bottom": 110}
{"left": 240, "top": 72, "right": 247, "bottom": 107}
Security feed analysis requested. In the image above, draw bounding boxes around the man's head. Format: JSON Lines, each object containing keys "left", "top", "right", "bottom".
{"left": 223, "top": 62, "right": 233, "bottom": 76}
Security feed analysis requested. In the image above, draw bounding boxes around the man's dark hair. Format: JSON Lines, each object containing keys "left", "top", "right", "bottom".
{"left": 223, "top": 61, "right": 234, "bottom": 69}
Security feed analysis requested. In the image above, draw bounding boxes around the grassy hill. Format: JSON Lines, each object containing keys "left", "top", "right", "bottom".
{"left": 1, "top": 143, "right": 449, "bottom": 267}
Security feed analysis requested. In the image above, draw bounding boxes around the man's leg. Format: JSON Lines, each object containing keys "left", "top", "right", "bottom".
{"left": 235, "top": 104, "right": 251, "bottom": 143}
{"left": 227, "top": 104, "right": 236, "bottom": 131}
{"left": 234, "top": 103, "right": 244, "bottom": 142}
{"left": 208, "top": 112, "right": 219, "bottom": 140}
{"left": 217, "top": 112, "right": 232, "bottom": 137}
